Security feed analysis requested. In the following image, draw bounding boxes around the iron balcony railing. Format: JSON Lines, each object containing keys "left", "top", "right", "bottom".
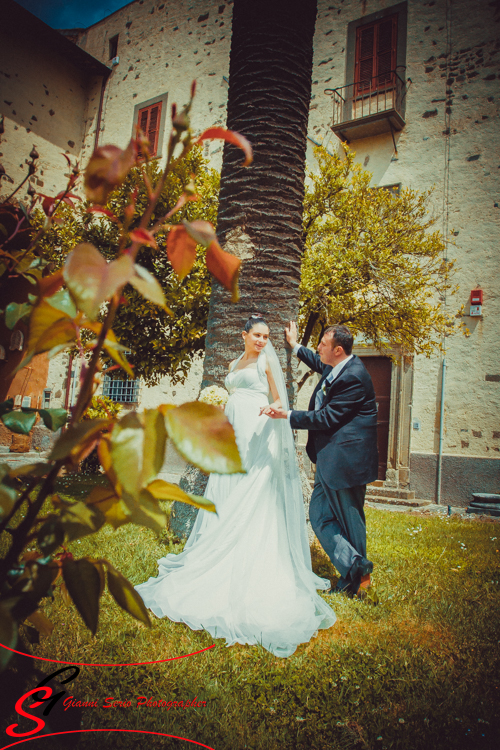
{"left": 327, "top": 70, "right": 408, "bottom": 132}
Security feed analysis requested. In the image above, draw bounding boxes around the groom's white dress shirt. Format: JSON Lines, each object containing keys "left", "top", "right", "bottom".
{"left": 287, "top": 345, "right": 353, "bottom": 421}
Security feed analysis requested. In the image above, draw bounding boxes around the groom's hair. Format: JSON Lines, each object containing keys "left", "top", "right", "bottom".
{"left": 324, "top": 325, "right": 353, "bottom": 355}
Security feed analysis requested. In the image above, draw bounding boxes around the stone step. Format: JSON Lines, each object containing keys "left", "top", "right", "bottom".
{"left": 366, "top": 486, "right": 415, "bottom": 500}
{"left": 367, "top": 495, "right": 431, "bottom": 508}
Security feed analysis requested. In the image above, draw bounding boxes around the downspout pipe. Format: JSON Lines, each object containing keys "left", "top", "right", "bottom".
{"left": 94, "top": 73, "right": 109, "bottom": 151}
{"left": 436, "top": 356, "right": 446, "bottom": 504}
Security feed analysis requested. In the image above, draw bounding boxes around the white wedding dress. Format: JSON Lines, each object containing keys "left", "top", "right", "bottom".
{"left": 135, "top": 347, "right": 336, "bottom": 658}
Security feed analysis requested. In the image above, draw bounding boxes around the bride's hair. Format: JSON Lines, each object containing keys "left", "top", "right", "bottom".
{"left": 243, "top": 314, "right": 268, "bottom": 332}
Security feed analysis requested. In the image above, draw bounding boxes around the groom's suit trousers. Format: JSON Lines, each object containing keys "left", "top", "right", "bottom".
{"left": 309, "top": 462, "right": 367, "bottom": 582}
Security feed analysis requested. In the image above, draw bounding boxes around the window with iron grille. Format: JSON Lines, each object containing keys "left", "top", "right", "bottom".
{"left": 137, "top": 101, "right": 162, "bottom": 158}
{"left": 102, "top": 377, "right": 140, "bottom": 403}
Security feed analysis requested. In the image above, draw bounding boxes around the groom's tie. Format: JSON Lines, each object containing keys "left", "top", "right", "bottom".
{"left": 314, "top": 377, "right": 329, "bottom": 410}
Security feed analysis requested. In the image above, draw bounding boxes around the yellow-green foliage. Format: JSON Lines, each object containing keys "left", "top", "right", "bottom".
{"left": 301, "top": 146, "right": 464, "bottom": 355}
{"left": 83, "top": 395, "right": 123, "bottom": 421}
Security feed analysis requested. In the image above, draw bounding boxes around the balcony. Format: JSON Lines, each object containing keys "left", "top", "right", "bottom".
{"left": 328, "top": 71, "right": 408, "bottom": 143}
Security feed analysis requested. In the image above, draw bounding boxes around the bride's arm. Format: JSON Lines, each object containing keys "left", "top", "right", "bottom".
{"left": 259, "top": 363, "right": 281, "bottom": 415}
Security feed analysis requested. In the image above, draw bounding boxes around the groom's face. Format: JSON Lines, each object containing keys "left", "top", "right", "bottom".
{"left": 318, "top": 333, "right": 346, "bottom": 366}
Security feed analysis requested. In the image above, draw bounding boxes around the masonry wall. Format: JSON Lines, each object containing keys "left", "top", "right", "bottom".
{"left": 0, "top": 19, "right": 102, "bottom": 201}
{"left": 75, "top": 0, "right": 233, "bottom": 169}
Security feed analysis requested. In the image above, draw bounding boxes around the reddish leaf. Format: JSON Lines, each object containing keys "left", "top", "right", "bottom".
{"left": 39, "top": 191, "right": 80, "bottom": 217}
{"left": 37, "top": 270, "right": 64, "bottom": 299}
{"left": 197, "top": 128, "right": 253, "bottom": 166}
{"left": 84, "top": 141, "right": 137, "bottom": 205}
{"left": 206, "top": 240, "right": 241, "bottom": 303}
{"left": 130, "top": 228, "right": 158, "bottom": 249}
{"left": 166, "top": 225, "right": 197, "bottom": 281}
{"left": 61, "top": 153, "right": 72, "bottom": 167}
{"left": 87, "top": 206, "right": 120, "bottom": 222}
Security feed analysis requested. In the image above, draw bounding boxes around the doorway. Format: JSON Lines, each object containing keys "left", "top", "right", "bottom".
{"left": 360, "top": 356, "right": 392, "bottom": 480}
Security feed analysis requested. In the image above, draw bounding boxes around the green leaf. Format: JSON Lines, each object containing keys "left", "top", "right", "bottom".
{"left": 86, "top": 486, "right": 130, "bottom": 530}
{"left": 0, "top": 399, "right": 14, "bottom": 417}
{"left": 0, "top": 483, "right": 18, "bottom": 516}
{"left": 109, "top": 412, "right": 144, "bottom": 498}
{"left": 162, "top": 401, "right": 244, "bottom": 475}
{"left": 1, "top": 409, "right": 37, "bottom": 435}
{"left": 37, "top": 517, "right": 65, "bottom": 555}
{"left": 121, "top": 488, "right": 167, "bottom": 533}
{"left": 141, "top": 409, "right": 167, "bottom": 487}
{"left": 0, "top": 601, "right": 18, "bottom": 670}
{"left": 59, "top": 501, "right": 106, "bottom": 542}
{"left": 62, "top": 558, "right": 101, "bottom": 635}
{"left": 106, "top": 562, "right": 151, "bottom": 627}
{"left": 147, "top": 478, "right": 216, "bottom": 513}
{"left": 50, "top": 419, "right": 110, "bottom": 461}
{"left": 44, "top": 288, "right": 77, "bottom": 318}
{"left": 9, "top": 462, "right": 49, "bottom": 478}
{"left": 130, "top": 264, "right": 171, "bottom": 312}
{"left": 39, "top": 408, "right": 68, "bottom": 432}
{"left": 5, "top": 301, "right": 32, "bottom": 330}
{"left": 63, "top": 243, "right": 134, "bottom": 320}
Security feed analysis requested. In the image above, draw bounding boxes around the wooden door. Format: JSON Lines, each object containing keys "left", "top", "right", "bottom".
{"left": 360, "top": 356, "right": 392, "bottom": 480}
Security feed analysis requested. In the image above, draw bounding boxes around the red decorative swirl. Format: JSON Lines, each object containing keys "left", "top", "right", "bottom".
{"left": 0, "top": 642, "right": 215, "bottom": 667}
{"left": 0, "top": 729, "right": 215, "bottom": 750}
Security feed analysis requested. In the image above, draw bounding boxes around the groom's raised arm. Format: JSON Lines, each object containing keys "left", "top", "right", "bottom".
{"left": 296, "top": 345, "right": 325, "bottom": 375}
{"left": 285, "top": 320, "right": 325, "bottom": 375}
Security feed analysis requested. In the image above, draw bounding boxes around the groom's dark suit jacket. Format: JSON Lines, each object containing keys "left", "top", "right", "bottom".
{"left": 290, "top": 348, "right": 378, "bottom": 491}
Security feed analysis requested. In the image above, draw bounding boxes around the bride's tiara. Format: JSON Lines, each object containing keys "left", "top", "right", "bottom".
{"left": 248, "top": 313, "right": 267, "bottom": 319}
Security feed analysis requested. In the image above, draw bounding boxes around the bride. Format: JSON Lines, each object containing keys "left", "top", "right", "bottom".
{"left": 135, "top": 315, "right": 336, "bottom": 658}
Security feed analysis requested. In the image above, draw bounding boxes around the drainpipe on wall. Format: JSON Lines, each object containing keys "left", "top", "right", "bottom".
{"left": 94, "top": 75, "right": 108, "bottom": 151}
{"left": 436, "top": 356, "right": 446, "bottom": 505}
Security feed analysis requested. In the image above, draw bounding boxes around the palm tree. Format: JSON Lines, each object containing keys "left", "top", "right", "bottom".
{"left": 202, "top": 0, "right": 318, "bottom": 389}
{"left": 173, "top": 0, "right": 318, "bottom": 536}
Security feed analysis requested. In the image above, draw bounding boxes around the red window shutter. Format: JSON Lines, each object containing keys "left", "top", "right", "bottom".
{"left": 355, "top": 24, "right": 375, "bottom": 91}
{"left": 355, "top": 15, "right": 397, "bottom": 93}
{"left": 376, "top": 16, "right": 397, "bottom": 86}
{"left": 137, "top": 101, "right": 162, "bottom": 158}
{"left": 147, "top": 104, "right": 161, "bottom": 155}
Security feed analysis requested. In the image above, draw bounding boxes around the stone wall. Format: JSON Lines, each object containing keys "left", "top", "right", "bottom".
{"left": 0, "top": 2, "right": 105, "bottom": 202}
{"left": 75, "top": 0, "right": 233, "bottom": 169}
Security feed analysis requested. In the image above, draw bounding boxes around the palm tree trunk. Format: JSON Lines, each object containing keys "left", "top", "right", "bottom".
{"left": 172, "top": 0, "right": 318, "bottom": 538}
{"left": 202, "top": 0, "right": 318, "bottom": 391}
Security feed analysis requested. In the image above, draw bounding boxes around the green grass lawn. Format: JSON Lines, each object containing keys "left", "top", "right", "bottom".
{"left": 2, "top": 477, "right": 500, "bottom": 750}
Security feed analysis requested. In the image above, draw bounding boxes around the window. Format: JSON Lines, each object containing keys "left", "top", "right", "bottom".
{"left": 137, "top": 102, "right": 162, "bottom": 158}
{"left": 43, "top": 389, "right": 52, "bottom": 408}
{"left": 102, "top": 377, "right": 140, "bottom": 403}
{"left": 109, "top": 34, "right": 119, "bottom": 60}
{"left": 355, "top": 16, "right": 397, "bottom": 93}
{"left": 133, "top": 93, "right": 168, "bottom": 160}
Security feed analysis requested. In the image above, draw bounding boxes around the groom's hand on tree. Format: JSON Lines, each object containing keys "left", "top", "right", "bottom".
{"left": 285, "top": 321, "right": 298, "bottom": 349}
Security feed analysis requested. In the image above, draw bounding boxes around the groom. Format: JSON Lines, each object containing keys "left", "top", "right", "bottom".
{"left": 267, "top": 322, "right": 378, "bottom": 597}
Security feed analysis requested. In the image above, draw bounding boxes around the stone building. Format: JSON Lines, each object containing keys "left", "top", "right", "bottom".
{"left": 1, "top": 0, "right": 499, "bottom": 503}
